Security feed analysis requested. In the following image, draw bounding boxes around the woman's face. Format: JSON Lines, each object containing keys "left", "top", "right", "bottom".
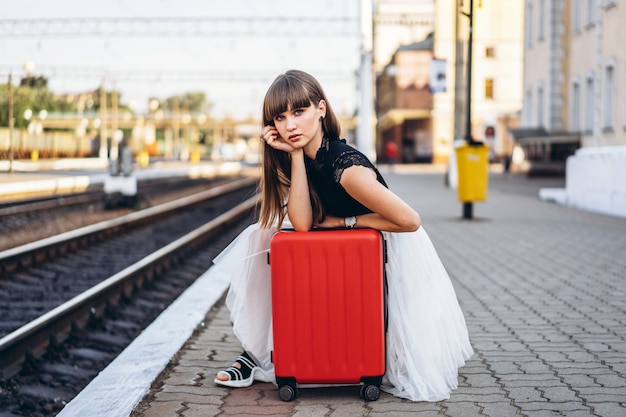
{"left": 272, "top": 100, "right": 326, "bottom": 151}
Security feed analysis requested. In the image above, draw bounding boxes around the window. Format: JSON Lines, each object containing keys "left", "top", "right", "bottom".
{"left": 622, "top": 60, "right": 626, "bottom": 130}
{"left": 538, "top": 0, "right": 545, "bottom": 41}
{"left": 537, "top": 84, "right": 544, "bottom": 128}
{"left": 586, "top": 0, "right": 595, "bottom": 25}
{"left": 485, "top": 46, "right": 495, "bottom": 58}
{"left": 525, "top": 88, "right": 533, "bottom": 126}
{"left": 537, "top": 85, "right": 544, "bottom": 127}
{"left": 572, "top": 0, "right": 583, "bottom": 32}
{"left": 526, "top": 2, "right": 533, "bottom": 48}
{"left": 485, "top": 78, "right": 494, "bottom": 99}
{"left": 571, "top": 80, "right": 580, "bottom": 132}
{"left": 603, "top": 61, "right": 615, "bottom": 130}
{"left": 584, "top": 74, "right": 594, "bottom": 131}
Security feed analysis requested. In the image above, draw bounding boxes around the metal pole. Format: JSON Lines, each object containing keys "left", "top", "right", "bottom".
{"left": 8, "top": 73, "right": 14, "bottom": 173}
{"left": 462, "top": 0, "right": 474, "bottom": 220}
{"left": 99, "top": 79, "right": 108, "bottom": 159}
{"left": 465, "top": 0, "right": 474, "bottom": 145}
{"left": 357, "top": 0, "right": 375, "bottom": 161}
{"left": 592, "top": 0, "right": 602, "bottom": 147}
{"left": 453, "top": 1, "right": 466, "bottom": 140}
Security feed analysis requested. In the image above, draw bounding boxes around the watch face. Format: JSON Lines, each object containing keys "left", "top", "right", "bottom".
{"left": 346, "top": 216, "right": 356, "bottom": 227}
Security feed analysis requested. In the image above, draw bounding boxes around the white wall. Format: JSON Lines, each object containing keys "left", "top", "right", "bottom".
{"left": 564, "top": 146, "right": 626, "bottom": 218}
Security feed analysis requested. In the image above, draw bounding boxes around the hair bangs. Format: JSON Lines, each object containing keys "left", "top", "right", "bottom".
{"left": 263, "top": 74, "right": 314, "bottom": 123}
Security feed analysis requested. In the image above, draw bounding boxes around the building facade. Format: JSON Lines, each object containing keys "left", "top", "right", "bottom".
{"left": 434, "top": 0, "right": 525, "bottom": 164}
{"left": 373, "top": 0, "right": 524, "bottom": 165}
{"left": 376, "top": 33, "right": 436, "bottom": 163}
{"left": 373, "top": 0, "right": 435, "bottom": 163}
{"left": 520, "top": 0, "right": 626, "bottom": 153}
{"left": 522, "top": 0, "right": 626, "bottom": 217}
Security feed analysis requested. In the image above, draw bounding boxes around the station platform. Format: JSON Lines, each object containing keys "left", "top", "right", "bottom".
{"left": 8, "top": 163, "right": 626, "bottom": 416}
{"left": 0, "top": 158, "right": 249, "bottom": 202}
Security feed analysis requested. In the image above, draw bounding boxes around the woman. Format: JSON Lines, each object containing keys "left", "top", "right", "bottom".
{"left": 211, "top": 69, "right": 473, "bottom": 401}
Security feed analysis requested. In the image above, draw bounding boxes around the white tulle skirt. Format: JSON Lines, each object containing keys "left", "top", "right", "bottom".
{"left": 208, "top": 223, "right": 474, "bottom": 402}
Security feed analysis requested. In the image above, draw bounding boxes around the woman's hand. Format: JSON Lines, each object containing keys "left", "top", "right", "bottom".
{"left": 261, "top": 125, "right": 298, "bottom": 155}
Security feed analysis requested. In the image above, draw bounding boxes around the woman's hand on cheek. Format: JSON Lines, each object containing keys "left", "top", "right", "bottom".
{"left": 261, "top": 126, "right": 297, "bottom": 154}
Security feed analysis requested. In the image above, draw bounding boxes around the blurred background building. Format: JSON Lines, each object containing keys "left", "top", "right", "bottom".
{"left": 519, "top": 0, "right": 626, "bottom": 217}
{"left": 373, "top": 0, "right": 524, "bottom": 166}
{"left": 1, "top": 0, "right": 626, "bottom": 218}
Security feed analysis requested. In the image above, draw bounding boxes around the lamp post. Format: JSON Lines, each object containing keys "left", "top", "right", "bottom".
{"left": 99, "top": 79, "right": 108, "bottom": 159}
{"left": 8, "top": 73, "right": 14, "bottom": 173}
{"left": 24, "top": 109, "right": 33, "bottom": 159}
{"left": 461, "top": 0, "right": 476, "bottom": 220}
{"left": 23, "top": 61, "right": 35, "bottom": 86}
{"left": 37, "top": 110, "right": 47, "bottom": 159}
{"left": 462, "top": 0, "right": 474, "bottom": 146}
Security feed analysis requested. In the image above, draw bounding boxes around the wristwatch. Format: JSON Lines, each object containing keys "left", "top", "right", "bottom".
{"left": 345, "top": 216, "right": 357, "bottom": 228}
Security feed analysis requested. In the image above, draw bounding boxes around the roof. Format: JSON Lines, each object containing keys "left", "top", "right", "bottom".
{"left": 509, "top": 127, "right": 580, "bottom": 144}
{"left": 396, "top": 32, "right": 434, "bottom": 52}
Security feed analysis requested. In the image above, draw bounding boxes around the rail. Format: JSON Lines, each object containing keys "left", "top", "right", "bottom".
{"left": 0, "top": 194, "right": 257, "bottom": 379}
{"left": 0, "top": 176, "right": 257, "bottom": 276}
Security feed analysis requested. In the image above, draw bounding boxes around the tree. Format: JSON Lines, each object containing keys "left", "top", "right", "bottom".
{"left": 20, "top": 75, "right": 48, "bottom": 89}
{"left": 0, "top": 76, "right": 71, "bottom": 128}
{"left": 89, "top": 86, "right": 132, "bottom": 113}
{"left": 163, "top": 92, "right": 213, "bottom": 114}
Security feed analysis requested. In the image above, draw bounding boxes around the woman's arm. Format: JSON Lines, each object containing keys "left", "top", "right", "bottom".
{"left": 261, "top": 123, "right": 314, "bottom": 231}
{"left": 286, "top": 149, "right": 314, "bottom": 231}
{"left": 328, "top": 165, "right": 421, "bottom": 232}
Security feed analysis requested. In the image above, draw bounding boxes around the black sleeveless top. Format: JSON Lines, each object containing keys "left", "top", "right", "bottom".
{"left": 304, "top": 137, "right": 388, "bottom": 218}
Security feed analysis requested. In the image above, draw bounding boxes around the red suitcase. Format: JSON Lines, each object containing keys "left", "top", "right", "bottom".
{"left": 269, "top": 228, "right": 387, "bottom": 402}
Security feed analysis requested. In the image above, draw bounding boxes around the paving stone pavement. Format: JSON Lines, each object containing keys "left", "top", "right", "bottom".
{"left": 132, "top": 170, "right": 626, "bottom": 417}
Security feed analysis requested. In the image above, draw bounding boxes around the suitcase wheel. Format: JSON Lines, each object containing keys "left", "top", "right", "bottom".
{"left": 360, "top": 384, "right": 380, "bottom": 401}
{"left": 278, "top": 384, "right": 298, "bottom": 402}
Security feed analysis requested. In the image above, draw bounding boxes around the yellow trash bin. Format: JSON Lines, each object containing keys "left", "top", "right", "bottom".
{"left": 137, "top": 151, "right": 150, "bottom": 167}
{"left": 455, "top": 142, "right": 489, "bottom": 202}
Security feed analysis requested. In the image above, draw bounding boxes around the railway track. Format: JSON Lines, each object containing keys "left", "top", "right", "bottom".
{"left": 0, "top": 176, "right": 259, "bottom": 417}
{"left": 0, "top": 175, "right": 239, "bottom": 252}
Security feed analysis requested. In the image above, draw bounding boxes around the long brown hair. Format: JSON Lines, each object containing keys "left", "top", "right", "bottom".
{"left": 258, "top": 70, "right": 341, "bottom": 228}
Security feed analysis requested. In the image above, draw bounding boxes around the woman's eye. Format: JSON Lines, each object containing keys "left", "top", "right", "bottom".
{"left": 294, "top": 109, "right": 303, "bottom": 115}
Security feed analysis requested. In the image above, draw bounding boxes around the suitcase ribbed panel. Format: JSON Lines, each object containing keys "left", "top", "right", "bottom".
{"left": 270, "top": 229, "right": 385, "bottom": 385}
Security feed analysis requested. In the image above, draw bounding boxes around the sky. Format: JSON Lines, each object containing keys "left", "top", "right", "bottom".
{"left": 0, "top": 0, "right": 363, "bottom": 119}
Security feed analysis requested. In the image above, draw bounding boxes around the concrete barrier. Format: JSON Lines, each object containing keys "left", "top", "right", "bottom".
{"left": 564, "top": 146, "right": 626, "bottom": 218}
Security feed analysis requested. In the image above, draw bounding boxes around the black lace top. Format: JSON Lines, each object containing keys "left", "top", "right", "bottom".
{"left": 304, "top": 137, "right": 388, "bottom": 218}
